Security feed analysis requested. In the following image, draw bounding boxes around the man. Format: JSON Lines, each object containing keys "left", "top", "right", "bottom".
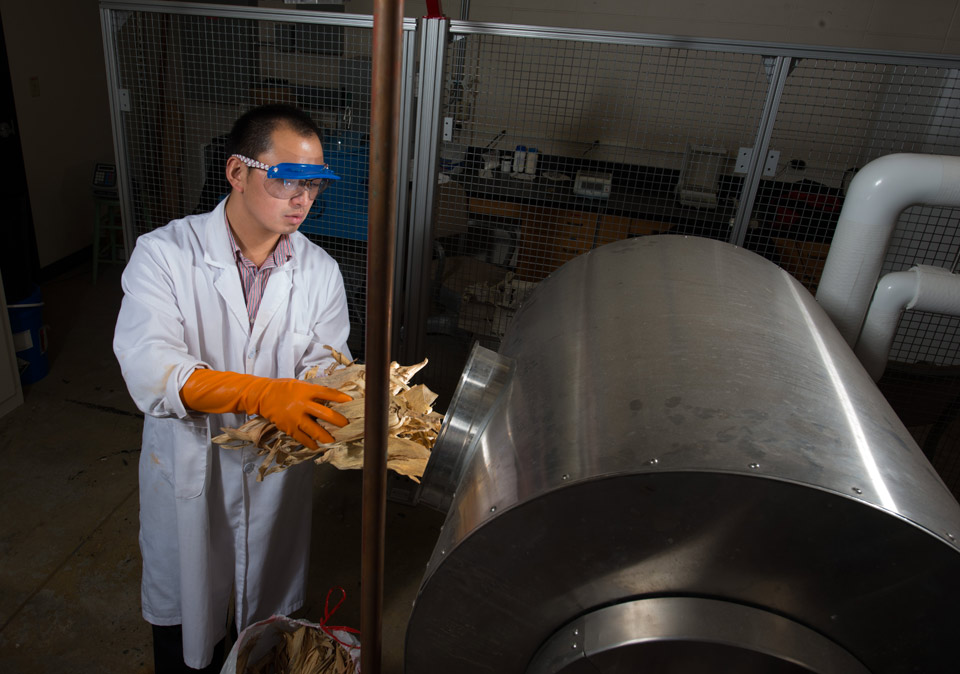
{"left": 114, "top": 104, "right": 353, "bottom": 672}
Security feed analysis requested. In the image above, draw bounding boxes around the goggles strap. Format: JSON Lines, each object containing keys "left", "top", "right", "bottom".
{"left": 232, "top": 154, "right": 272, "bottom": 171}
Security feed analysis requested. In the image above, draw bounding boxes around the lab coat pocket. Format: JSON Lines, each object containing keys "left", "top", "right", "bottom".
{"left": 171, "top": 421, "right": 211, "bottom": 500}
{"left": 278, "top": 331, "right": 313, "bottom": 379}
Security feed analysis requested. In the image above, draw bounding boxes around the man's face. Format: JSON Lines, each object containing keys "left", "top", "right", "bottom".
{"left": 230, "top": 124, "right": 325, "bottom": 237}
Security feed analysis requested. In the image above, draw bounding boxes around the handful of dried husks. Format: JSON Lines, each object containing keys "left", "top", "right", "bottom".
{"left": 238, "top": 625, "right": 357, "bottom": 674}
{"left": 213, "top": 346, "right": 443, "bottom": 482}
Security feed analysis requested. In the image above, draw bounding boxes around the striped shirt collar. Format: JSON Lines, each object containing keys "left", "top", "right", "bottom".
{"left": 224, "top": 215, "right": 294, "bottom": 327}
{"left": 224, "top": 218, "right": 294, "bottom": 270}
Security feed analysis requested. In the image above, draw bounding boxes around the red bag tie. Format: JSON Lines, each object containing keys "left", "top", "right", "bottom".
{"left": 318, "top": 586, "right": 361, "bottom": 649}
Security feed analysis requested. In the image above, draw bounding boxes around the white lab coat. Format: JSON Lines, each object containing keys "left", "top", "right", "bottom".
{"left": 113, "top": 198, "right": 351, "bottom": 668}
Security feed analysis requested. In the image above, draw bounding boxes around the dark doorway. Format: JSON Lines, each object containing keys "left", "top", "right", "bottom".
{"left": 0, "top": 16, "right": 40, "bottom": 304}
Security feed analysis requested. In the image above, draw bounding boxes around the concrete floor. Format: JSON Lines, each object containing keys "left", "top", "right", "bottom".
{"left": 0, "top": 263, "right": 445, "bottom": 673}
{"left": 10, "top": 255, "right": 960, "bottom": 674}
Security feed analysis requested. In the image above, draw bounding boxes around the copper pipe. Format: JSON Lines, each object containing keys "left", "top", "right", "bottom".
{"left": 362, "top": 1, "right": 404, "bottom": 673}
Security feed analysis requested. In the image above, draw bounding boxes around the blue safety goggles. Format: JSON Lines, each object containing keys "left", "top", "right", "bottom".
{"left": 233, "top": 154, "right": 341, "bottom": 199}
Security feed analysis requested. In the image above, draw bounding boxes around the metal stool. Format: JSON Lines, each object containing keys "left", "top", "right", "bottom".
{"left": 92, "top": 197, "right": 124, "bottom": 283}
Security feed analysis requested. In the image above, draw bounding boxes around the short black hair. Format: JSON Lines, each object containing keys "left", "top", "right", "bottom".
{"left": 225, "top": 104, "right": 323, "bottom": 160}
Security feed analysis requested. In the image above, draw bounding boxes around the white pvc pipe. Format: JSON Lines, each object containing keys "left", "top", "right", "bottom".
{"left": 815, "top": 153, "right": 960, "bottom": 346}
{"left": 855, "top": 265, "right": 960, "bottom": 381}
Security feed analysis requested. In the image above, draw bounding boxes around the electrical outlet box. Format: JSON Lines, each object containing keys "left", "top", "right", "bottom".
{"left": 442, "top": 117, "right": 453, "bottom": 142}
{"left": 735, "top": 147, "right": 751, "bottom": 173}
{"left": 764, "top": 149, "right": 780, "bottom": 177}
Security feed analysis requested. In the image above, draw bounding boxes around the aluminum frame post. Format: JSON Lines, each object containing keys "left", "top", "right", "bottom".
{"left": 391, "top": 30, "right": 418, "bottom": 359}
{"left": 399, "top": 16, "right": 449, "bottom": 363}
{"left": 730, "top": 56, "right": 793, "bottom": 247}
{"left": 99, "top": 6, "right": 138, "bottom": 261}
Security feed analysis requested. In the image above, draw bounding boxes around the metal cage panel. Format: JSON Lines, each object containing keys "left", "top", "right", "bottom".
{"left": 101, "top": 6, "right": 960, "bottom": 500}
{"left": 420, "top": 23, "right": 960, "bottom": 500}
{"left": 101, "top": 4, "right": 416, "bottom": 356}
{"left": 430, "top": 33, "right": 774, "bottom": 379}
{"left": 754, "top": 60, "right": 960, "bottom": 296}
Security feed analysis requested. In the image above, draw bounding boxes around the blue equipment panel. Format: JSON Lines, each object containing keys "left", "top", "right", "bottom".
{"left": 301, "top": 132, "right": 369, "bottom": 242}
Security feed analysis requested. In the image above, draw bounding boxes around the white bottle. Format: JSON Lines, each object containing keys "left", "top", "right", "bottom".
{"left": 513, "top": 145, "right": 527, "bottom": 173}
{"left": 525, "top": 147, "right": 539, "bottom": 175}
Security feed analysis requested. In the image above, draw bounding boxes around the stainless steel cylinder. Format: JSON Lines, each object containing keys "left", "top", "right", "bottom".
{"left": 406, "top": 235, "right": 960, "bottom": 673}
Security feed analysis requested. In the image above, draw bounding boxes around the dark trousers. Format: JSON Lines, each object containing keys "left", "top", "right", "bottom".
{"left": 152, "top": 624, "right": 233, "bottom": 674}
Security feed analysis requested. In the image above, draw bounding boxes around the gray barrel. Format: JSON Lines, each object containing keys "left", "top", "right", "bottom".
{"left": 406, "top": 235, "right": 960, "bottom": 673}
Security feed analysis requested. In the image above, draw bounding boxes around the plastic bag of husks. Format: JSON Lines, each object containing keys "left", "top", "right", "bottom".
{"left": 221, "top": 593, "right": 360, "bottom": 674}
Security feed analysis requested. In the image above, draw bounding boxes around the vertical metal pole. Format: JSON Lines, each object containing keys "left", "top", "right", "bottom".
{"left": 730, "top": 56, "right": 793, "bottom": 248}
{"left": 363, "top": 2, "right": 404, "bottom": 673}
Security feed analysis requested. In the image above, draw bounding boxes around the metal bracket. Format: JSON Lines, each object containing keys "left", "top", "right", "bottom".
{"left": 735, "top": 146, "right": 780, "bottom": 177}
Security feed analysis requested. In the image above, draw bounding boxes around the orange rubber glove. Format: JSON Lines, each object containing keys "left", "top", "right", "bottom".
{"left": 181, "top": 369, "right": 352, "bottom": 449}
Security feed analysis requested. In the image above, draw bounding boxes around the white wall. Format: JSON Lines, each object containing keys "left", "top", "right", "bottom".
{"left": 349, "top": 0, "right": 960, "bottom": 55}
{"left": 0, "top": 0, "right": 114, "bottom": 269}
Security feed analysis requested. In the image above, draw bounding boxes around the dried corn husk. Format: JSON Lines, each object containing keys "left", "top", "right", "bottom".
{"left": 239, "top": 625, "right": 357, "bottom": 674}
{"left": 213, "top": 346, "right": 443, "bottom": 482}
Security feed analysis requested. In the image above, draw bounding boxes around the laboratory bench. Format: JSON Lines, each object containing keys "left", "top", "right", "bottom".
{"left": 440, "top": 146, "right": 843, "bottom": 290}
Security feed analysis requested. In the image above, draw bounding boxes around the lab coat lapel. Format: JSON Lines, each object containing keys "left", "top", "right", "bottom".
{"left": 251, "top": 260, "right": 294, "bottom": 340}
{"left": 213, "top": 269, "right": 250, "bottom": 334}
{"left": 201, "top": 200, "right": 250, "bottom": 333}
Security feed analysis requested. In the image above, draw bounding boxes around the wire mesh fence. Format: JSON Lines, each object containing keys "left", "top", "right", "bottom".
{"left": 753, "top": 61, "right": 960, "bottom": 295}
{"left": 431, "top": 35, "right": 772, "bottom": 372}
{"left": 427, "top": 27, "right": 960, "bottom": 498}
{"left": 103, "top": 7, "right": 376, "bottom": 356}
{"left": 103, "top": 5, "right": 960, "bottom": 499}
